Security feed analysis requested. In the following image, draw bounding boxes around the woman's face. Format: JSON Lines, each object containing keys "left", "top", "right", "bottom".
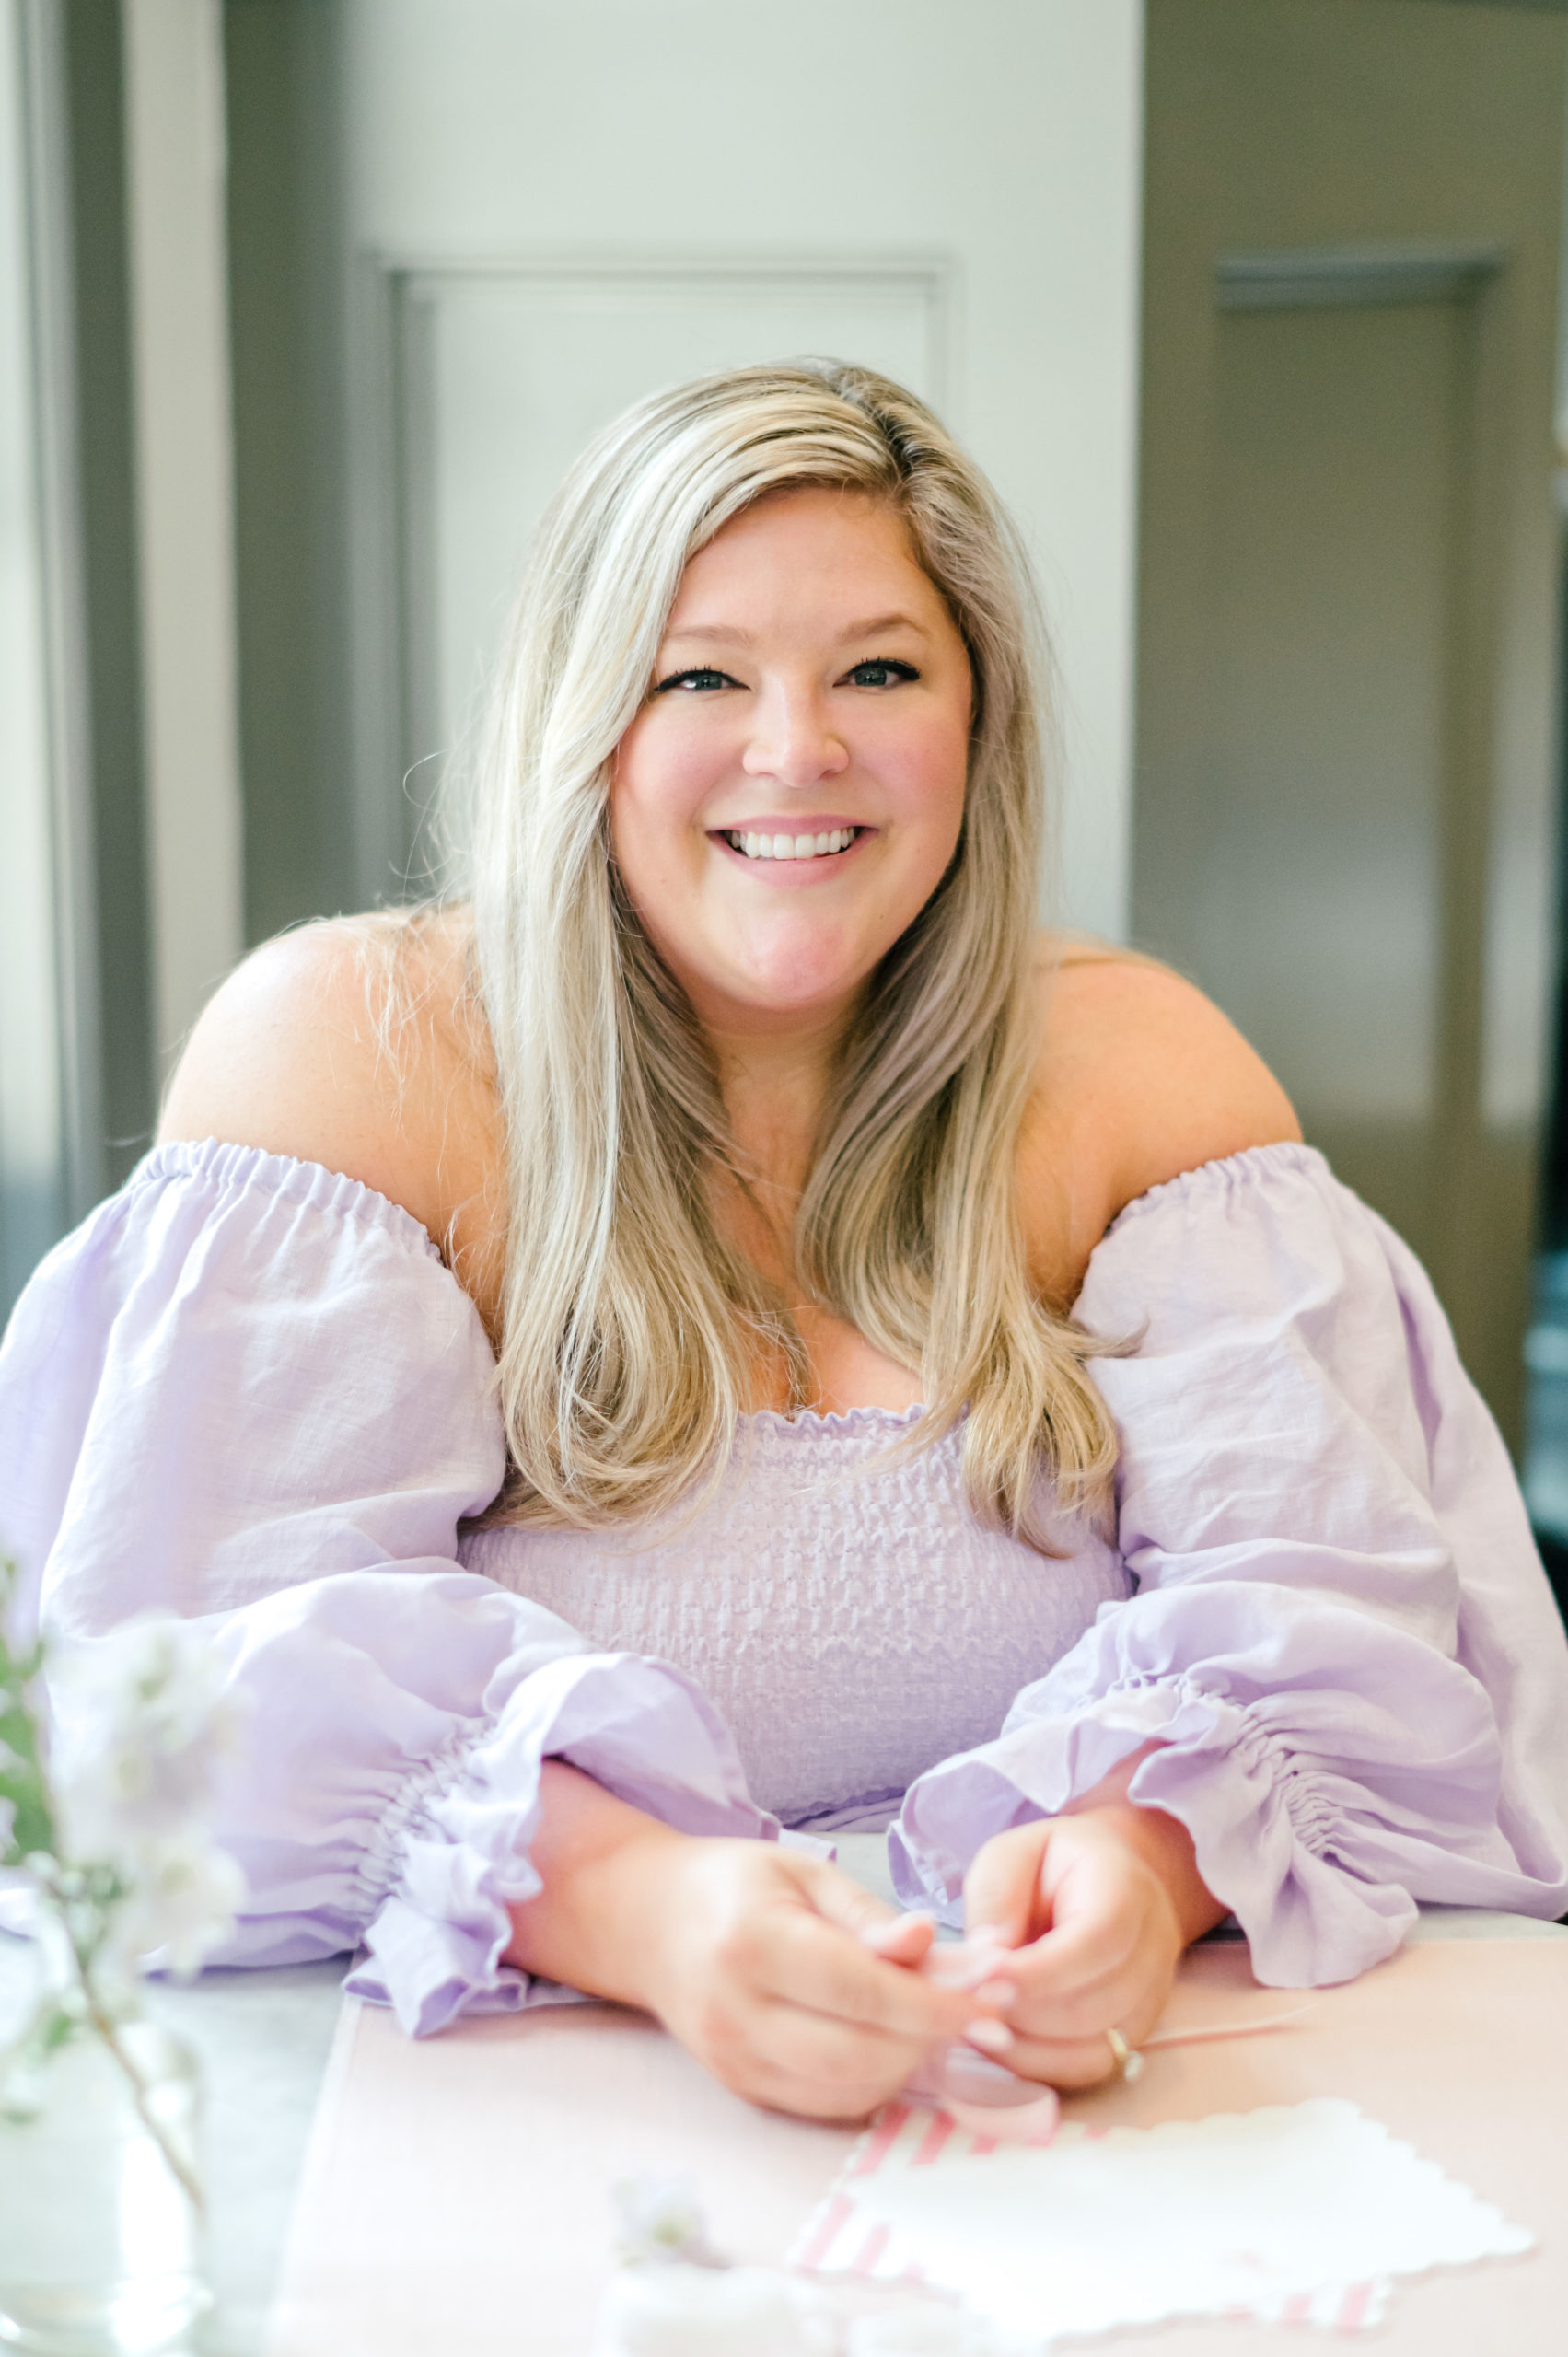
{"left": 610, "top": 486, "right": 973, "bottom": 1039}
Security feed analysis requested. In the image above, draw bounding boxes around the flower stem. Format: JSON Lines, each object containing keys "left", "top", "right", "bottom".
{"left": 63, "top": 1923, "right": 204, "bottom": 2221}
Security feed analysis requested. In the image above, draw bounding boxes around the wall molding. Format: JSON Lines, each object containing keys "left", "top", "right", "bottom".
{"left": 122, "top": 0, "right": 243, "bottom": 1064}
{"left": 1215, "top": 242, "right": 1505, "bottom": 311}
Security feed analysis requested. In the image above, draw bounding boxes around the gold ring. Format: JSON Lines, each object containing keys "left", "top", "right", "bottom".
{"left": 1106, "top": 2026, "right": 1144, "bottom": 2083}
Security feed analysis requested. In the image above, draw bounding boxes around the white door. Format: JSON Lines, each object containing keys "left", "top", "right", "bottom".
{"left": 329, "top": 0, "right": 1145, "bottom": 941}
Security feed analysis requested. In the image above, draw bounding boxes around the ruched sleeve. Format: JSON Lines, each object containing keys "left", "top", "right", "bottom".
{"left": 891, "top": 1144, "right": 1568, "bottom": 1982}
{"left": 0, "top": 1142, "right": 776, "bottom": 2033}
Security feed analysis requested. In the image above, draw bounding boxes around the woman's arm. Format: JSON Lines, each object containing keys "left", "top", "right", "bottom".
{"left": 933, "top": 955, "right": 1286, "bottom": 2081}
{"left": 896, "top": 1144, "right": 1568, "bottom": 2015}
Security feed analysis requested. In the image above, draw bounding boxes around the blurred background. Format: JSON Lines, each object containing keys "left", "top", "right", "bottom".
{"left": 6, "top": 0, "right": 1568, "bottom": 1608}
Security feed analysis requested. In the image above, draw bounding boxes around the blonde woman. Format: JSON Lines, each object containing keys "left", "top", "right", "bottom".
{"left": 4, "top": 364, "right": 1566, "bottom": 2123}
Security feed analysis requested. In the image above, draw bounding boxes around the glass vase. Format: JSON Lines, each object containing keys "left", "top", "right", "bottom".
{"left": 0, "top": 1922, "right": 209, "bottom": 2356}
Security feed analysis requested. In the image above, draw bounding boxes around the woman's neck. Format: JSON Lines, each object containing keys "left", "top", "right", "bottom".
{"left": 709, "top": 1012, "right": 851, "bottom": 1204}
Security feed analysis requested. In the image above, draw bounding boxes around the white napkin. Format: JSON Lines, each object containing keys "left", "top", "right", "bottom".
{"left": 790, "top": 2096, "right": 1532, "bottom": 2345}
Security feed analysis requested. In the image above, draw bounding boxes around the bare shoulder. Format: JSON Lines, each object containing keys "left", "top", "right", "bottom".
{"left": 1017, "top": 939, "right": 1301, "bottom": 1300}
{"left": 157, "top": 908, "right": 505, "bottom": 1316}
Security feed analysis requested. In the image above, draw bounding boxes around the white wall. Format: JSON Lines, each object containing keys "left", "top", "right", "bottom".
{"left": 339, "top": 0, "right": 1145, "bottom": 939}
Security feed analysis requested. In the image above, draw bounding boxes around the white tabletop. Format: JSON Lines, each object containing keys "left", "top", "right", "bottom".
{"left": 2, "top": 1845, "right": 1562, "bottom": 2355}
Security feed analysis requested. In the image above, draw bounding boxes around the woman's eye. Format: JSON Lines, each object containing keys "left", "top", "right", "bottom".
{"left": 845, "top": 658, "right": 919, "bottom": 689}
{"left": 656, "top": 668, "right": 735, "bottom": 693}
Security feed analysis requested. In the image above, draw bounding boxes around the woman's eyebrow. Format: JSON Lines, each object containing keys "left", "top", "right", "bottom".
{"left": 660, "top": 610, "right": 931, "bottom": 648}
{"left": 838, "top": 610, "right": 929, "bottom": 643}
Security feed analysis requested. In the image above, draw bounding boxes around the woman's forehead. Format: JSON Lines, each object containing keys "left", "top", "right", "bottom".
{"left": 665, "top": 490, "right": 942, "bottom": 637}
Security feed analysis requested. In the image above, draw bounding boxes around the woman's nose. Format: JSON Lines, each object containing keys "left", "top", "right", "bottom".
{"left": 740, "top": 687, "right": 850, "bottom": 788}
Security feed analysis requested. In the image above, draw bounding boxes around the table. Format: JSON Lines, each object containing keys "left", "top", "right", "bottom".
{"left": 4, "top": 1841, "right": 1564, "bottom": 2356}
{"left": 266, "top": 1919, "right": 1568, "bottom": 2356}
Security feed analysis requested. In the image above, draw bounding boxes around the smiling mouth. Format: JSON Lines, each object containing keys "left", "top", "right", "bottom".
{"left": 720, "top": 826, "right": 864, "bottom": 863}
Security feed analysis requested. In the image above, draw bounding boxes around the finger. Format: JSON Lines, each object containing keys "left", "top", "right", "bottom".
{"left": 752, "top": 1906, "right": 973, "bottom": 2040}
{"left": 795, "top": 1858, "right": 903, "bottom": 1943}
{"left": 1002, "top": 2028, "right": 1126, "bottom": 2090}
{"left": 1003, "top": 1849, "right": 1153, "bottom": 2002}
{"left": 860, "top": 1911, "right": 937, "bottom": 1968}
{"left": 998, "top": 1889, "right": 1176, "bottom": 2050}
{"left": 775, "top": 1864, "right": 960, "bottom": 2013}
{"left": 1005, "top": 1952, "right": 1166, "bottom": 2049}
{"left": 923, "top": 1928, "right": 1021, "bottom": 2006}
{"left": 761, "top": 1912, "right": 972, "bottom": 2037}
{"left": 962, "top": 1821, "right": 1051, "bottom": 1949}
{"left": 998, "top": 1895, "right": 1151, "bottom": 2013}
{"left": 759, "top": 1992, "right": 933, "bottom": 2085}
{"left": 742, "top": 2002, "right": 928, "bottom": 2121}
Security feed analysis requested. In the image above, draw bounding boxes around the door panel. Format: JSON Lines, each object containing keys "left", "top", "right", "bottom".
{"left": 1199, "top": 294, "right": 1473, "bottom": 1273}
{"left": 1135, "top": 0, "right": 1567, "bottom": 1446}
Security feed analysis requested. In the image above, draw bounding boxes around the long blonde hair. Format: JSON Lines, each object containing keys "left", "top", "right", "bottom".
{"left": 468, "top": 360, "right": 1118, "bottom": 1541}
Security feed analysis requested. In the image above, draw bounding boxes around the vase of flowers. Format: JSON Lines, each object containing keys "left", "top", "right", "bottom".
{"left": 0, "top": 1564, "right": 244, "bottom": 2355}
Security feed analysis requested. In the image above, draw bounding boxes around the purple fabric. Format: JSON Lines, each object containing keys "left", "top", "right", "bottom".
{"left": 462, "top": 1404, "right": 1127, "bottom": 1830}
{"left": 891, "top": 1146, "right": 1568, "bottom": 1980}
{"left": 0, "top": 1144, "right": 777, "bottom": 2034}
{"left": 1, "top": 1136, "right": 1565, "bottom": 2033}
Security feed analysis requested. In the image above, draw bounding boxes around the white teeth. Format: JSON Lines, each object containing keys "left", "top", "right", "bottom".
{"left": 726, "top": 827, "right": 856, "bottom": 863}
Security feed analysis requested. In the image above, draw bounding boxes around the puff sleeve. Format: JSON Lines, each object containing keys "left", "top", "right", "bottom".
{"left": 0, "top": 1142, "right": 776, "bottom": 2034}
{"left": 891, "top": 1144, "right": 1568, "bottom": 1981}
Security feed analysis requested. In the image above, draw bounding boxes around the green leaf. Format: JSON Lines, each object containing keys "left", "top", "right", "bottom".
{"left": 0, "top": 1638, "right": 43, "bottom": 1692}
{"left": 0, "top": 1771, "right": 56, "bottom": 1864}
{"left": 0, "top": 1700, "right": 44, "bottom": 1766}
{"left": 0, "top": 1566, "right": 56, "bottom": 1866}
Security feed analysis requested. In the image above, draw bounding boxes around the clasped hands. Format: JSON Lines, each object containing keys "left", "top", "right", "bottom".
{"left": 507, "top": 1758, "right": 1225, "bottom": 2123}
{"left": 645, "top": 1806, "right": 1202, "bottom": 2120}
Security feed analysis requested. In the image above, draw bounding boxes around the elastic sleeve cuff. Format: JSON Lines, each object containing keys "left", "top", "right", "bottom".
{"left": 889, "top": 1679, "right": 1191, "bottom": 1928}
{"left": 889, "top": 1678, "right": 1422, "bottom": 1986}
{"left": 346, "top": 1650, "right": 778, "bottom": 2034}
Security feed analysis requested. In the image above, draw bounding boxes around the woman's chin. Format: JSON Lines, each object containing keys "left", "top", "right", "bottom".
{"left": 694, "top": 951, "right": 872, "bottom": 1034}
{"left": 674, "top": 914, "right": 884, "bottom": 1029}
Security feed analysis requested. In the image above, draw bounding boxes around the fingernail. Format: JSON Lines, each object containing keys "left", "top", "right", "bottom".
{"left": 965, "top": 2017, "right": 1015, "bottom": 2053}
{"left": 974, "top": 1979, "right": 1019, "bottom": 2010}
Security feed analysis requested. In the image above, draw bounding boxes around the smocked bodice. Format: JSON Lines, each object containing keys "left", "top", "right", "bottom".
{"left": 461, "top": 1407, "right": 1128, "bottom": 1829}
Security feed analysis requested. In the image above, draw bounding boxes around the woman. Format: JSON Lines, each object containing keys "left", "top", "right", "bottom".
{"left": 4, "top": 363, "right": 1566, "bottom": 2124}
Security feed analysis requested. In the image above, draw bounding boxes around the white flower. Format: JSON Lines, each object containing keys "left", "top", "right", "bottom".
{"left": 115, "top": 1832, "right": 249, "bottom": 1977}
{"left": 611, "top": 2175, "right": 728, "bottom": 2269}
{"left": 46, "top": 1614, "right": 245, "bottom": 1969}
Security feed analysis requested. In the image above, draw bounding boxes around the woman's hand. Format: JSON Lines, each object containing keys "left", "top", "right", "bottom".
{"left": 642, "top": 1839, "right": 990, "bottom": 2119}
{"left": 505, "top": 1763, "right": 993, "bottom": 2120}
{"left": 961, "top": 1774, "right": 1227, "bottom": 2089}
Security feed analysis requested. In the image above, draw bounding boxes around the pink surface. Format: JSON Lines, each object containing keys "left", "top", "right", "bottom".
{"left": 268, "top": 1938, "right": 1568, "bottom": 2357}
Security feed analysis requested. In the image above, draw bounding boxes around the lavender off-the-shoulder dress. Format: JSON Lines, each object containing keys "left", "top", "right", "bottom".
{"left": 1, "top": 1137, "right": 1565, "bottom": 2037}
